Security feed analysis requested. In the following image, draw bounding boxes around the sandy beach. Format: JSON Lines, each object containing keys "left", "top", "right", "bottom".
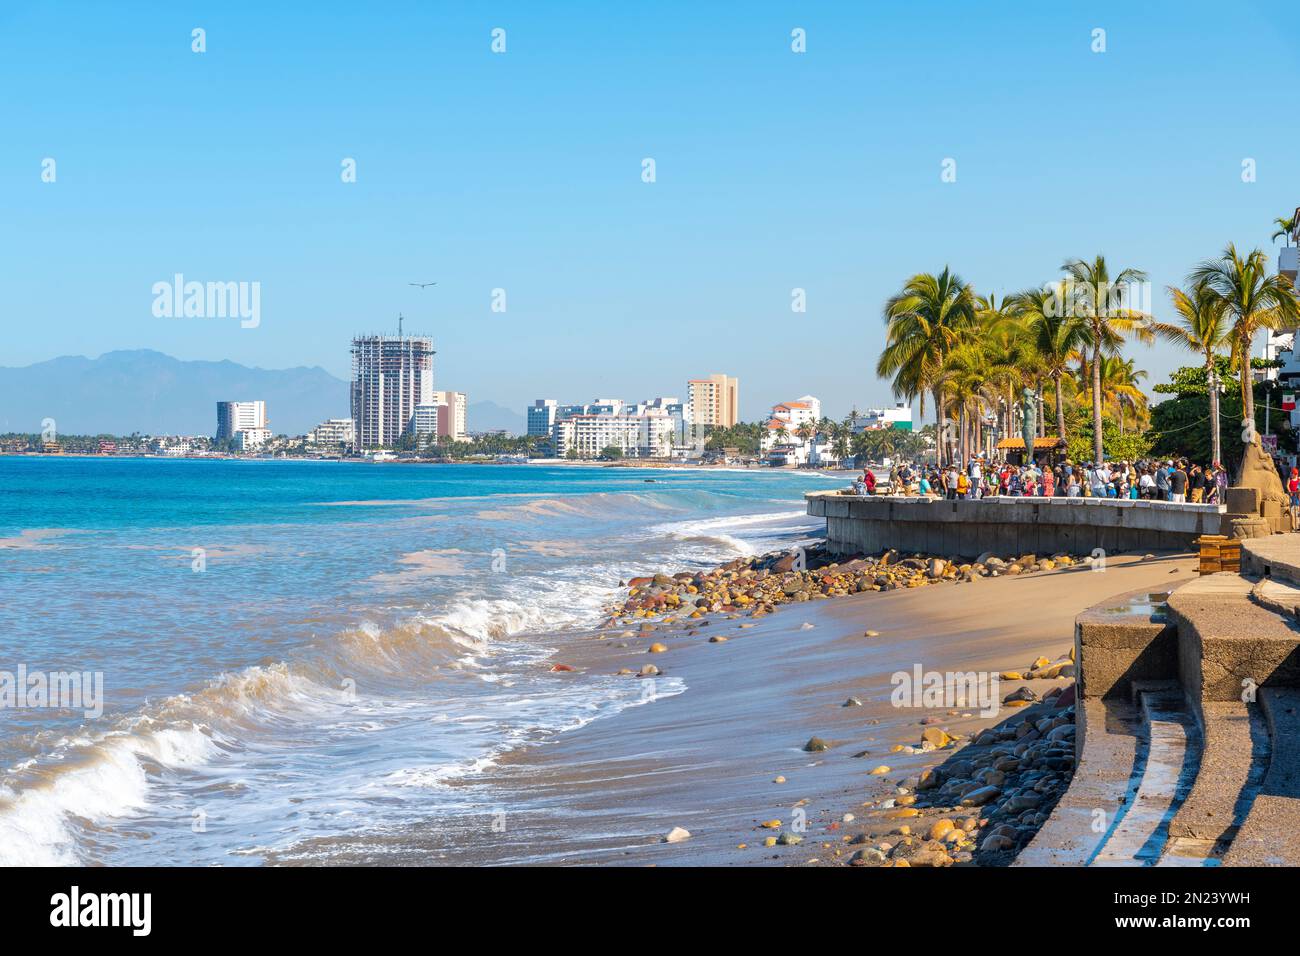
{"left": 269, "top": 548, "right": 1197, "bottom": 866}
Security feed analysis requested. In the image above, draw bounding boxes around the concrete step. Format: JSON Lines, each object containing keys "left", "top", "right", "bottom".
{"left": 1161, "top": 700, "right": 1268, "bottom": 865}
{"left": 1091, "top": 689, "right": 1200, "bottom": 866}
{"left": 1222, "top": 688, "right": 1300, "bottom": 866}
{"left": 1165, "top": 573, "right": 1300, "bottom": 701}
{"left": 1013, "top": 698, "right": 1141, "bottom": 866}
{"left": 1242, "top": 535, "right": 1300, "bottom": 586}
{"left": 1251, "top": 576, "right": 1300, "bottom": 620}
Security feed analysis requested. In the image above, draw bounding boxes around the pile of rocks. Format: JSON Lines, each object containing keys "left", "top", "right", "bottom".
{"left": 848, "top": 696, "right": 1076, "bottom": 867}
{"left": 606, "top": 547, "right": 1089, "bottom": 625}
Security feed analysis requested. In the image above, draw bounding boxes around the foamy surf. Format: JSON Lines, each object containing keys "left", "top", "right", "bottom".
{"left": 0, "top": 459, "right": 823, "bottom": 865}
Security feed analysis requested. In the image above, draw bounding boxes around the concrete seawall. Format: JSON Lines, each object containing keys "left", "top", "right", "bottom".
{"left": 805, "top": 491, "right": 1224, "bottom": 557}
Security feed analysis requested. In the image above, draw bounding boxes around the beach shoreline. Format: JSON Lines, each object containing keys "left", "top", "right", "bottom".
{"left": 279, "top": 544, "right": 1197, "bottom": 866}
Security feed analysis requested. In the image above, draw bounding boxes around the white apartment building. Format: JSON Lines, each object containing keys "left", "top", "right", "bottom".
{"left": 350, "top": 333, "right": 436, "bottom": 447}
{"left": 233, "top": 428, "right": 271, "bottom": 451}
{"left": 762, "top": 396, "right": 822, "bottom": 451}
{"left": 215, "top": 401, "right": 267, "bottom": 441}
{"left": 307, "top": 418, "right": 356, "bottom": 446}
{"left": 412, "top": 404, "right": 440, "bottom": 438}
{"left": 626, "top": 396, "right": 693, "bottom": 443}
{"left": 552, "top": 409, "right": 676, "bottom": 459}
{"left": 431, "top": 390, "right": 467, "bottom": 440}
{"left": 850, "top": 402, "right": 914, "bottom": 432}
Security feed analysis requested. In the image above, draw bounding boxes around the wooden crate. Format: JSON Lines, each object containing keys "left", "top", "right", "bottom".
{"left": 1196, "top": 535, "right": 1240, "bottom": 575}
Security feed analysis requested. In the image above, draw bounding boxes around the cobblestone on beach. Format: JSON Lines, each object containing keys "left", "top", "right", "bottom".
{"left": 601, "top": 544, "right": 1088, "bottom": 866}
{"left": 605, "top": 545, "right": 1089, "bottom": 626}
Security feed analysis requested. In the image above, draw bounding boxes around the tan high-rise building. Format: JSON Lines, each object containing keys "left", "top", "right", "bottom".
{"left": 687, "top": 374, "right": 739, "bottom": 427}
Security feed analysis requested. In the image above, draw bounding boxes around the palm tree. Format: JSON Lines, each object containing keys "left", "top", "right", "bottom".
{"left": 1095, "top": 355, "right": 1148, "bottom": 435}
{"left": 1272, "top": 211, "right": 1299, "bottom": 247}
{"left": 794, "top": 419, "right": 817, "bottom": 449}
{"left": 878, "top": 268, "right": 979, "bottom": 465}
{"left": 1061, "top": 255, "right": 1153, "bottom": 462}
{"left": 937, "top": 343, "right": 999, "bottom": 463}
{"left": 1152, "top": 281, "right": 1231, "bottom": 464}
{"left": 1189, "top": 243, "right": 1300, "bottom": 438}
{"left": 1008, "top": 283, "right": 1089, "bottom": 442}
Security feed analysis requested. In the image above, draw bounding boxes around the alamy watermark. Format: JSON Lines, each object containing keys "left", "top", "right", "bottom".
{"left": 152, "top": 274, "right": 260, "bottom": 328}
{"left": 0, "top": 665, "right": 104, "bottom": 718}
{"left": 1044, "top": 279, "right": 1152, "bottom": 319}
{"left": 891, "top": 664, "right": 1001, "bottom": 718}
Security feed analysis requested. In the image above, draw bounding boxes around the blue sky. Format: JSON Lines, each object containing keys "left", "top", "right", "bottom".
{"left": 3, "top": 1, "right": 1299, "bottom": 423}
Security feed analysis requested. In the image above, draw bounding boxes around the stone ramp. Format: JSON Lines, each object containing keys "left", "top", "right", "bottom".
{"left": 1090, "top": 689, "right": 1199, "bottom": 866}
{"left": 1221, "top": 688, "right": 1300, "bottom": 866}
{"left": 1023, "top": 555, "right": 1300, "bottom": 866}
{"left": 1162, "top": 700, "right": 1267, "bottom": 865}
{"left": 1013, "top": 698, "right": 1139, "bottom": 866}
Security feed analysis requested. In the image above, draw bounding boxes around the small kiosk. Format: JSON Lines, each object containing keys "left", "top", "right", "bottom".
{"left": 995, "top": 436, "right": 1067, "bottom": 468}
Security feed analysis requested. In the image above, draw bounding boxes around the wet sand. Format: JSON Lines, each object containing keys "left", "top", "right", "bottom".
{"left": 278, "top": 552, "right": 1196, "bottom": 866}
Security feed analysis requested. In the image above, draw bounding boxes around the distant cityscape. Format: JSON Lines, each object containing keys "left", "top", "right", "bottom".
{"left": 1, "top": 332, "right": 915, "bottom": 464}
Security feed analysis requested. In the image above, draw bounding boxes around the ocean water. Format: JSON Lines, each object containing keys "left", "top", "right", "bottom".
{"left": 0, "top": 457, "right": 834, "bottom": 865}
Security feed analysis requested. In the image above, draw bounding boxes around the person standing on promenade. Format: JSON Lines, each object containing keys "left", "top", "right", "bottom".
{"left": 1139, "top": 466, "right": 1155, "bottom": 499}
{"left": 1169, "top": 461, "right": 1189, "bottom": 503}
{"left": 956, "top": 468, "right": 970, "bottom": 499}
{"left": 1288, "top": 467, "right": 1300, "bottom": 530}
{"left": 1155, "top": 462, "right": 1171, "bottom": 501}
{"left": 945, "top": 463, "right": 959, "bottom": 500}
{"left": 1189, "top": 464, "right": 1205, "bottom": 503}
{"left": 1042, "top": 464, "right": 1055, "bottom": 497}
{"left": 1088, "top": 461, "right": 1108, "bottom": 498}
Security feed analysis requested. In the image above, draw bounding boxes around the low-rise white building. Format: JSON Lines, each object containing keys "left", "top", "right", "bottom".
{"left": 234, "top": 428, "right": 271, "bottom": 451}
{"left": 307, "top": 418, "right": 355, "bottom": 446}
{"left": 761, "top": 396, "right": 822, "bottom": 452}
{"left": 850, "top": 402, "right": 913, "bottom": 432}
{"left": 552, "top": 410, "right": 676, "bottom": 459}
{"left": 412, "top": 404, "right": 440, "bottom": 438}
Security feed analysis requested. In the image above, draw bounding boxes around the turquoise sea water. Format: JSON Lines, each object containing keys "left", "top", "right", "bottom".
{"left": 0, "top": 457, "right": 834, "bottom": 865}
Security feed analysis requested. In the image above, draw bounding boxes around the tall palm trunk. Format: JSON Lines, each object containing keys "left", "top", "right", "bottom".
{"left": 1240, "top": 332, "right": 1256, "bottom": 441}
{"left": 1091, "top": 338, "right": 1105, "bottom": 462}
{"left": 1036, "top": 382, "right": 1045, "bottom": 438}
{"left": 1053, "top": 371, "right": 1066, "bottom": 440}
{"left": 1207, "top": 356, "right": 1221, "bottom": 465}
{"left": 934, "top": 387, "right": 946, "bottom": 466}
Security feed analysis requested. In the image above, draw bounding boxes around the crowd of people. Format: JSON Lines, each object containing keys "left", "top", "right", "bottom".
{"left": 853, "top": 457, "right": 1232, "bottom": 504}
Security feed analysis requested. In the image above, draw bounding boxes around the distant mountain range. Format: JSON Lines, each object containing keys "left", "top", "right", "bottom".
{"left": 0, "top": 350, "right": 524, "bottom": 437}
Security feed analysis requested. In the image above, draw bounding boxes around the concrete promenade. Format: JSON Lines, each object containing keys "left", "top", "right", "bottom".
{"left": 805, "top": 490, "right": 1225, "bottom": 557}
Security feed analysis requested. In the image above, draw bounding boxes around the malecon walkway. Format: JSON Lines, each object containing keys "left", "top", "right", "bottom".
{"left": 805, "top": 490, "right": 1224, "bottom": 557}
{"left": 1018, "top": 534, "right": 1300, "bottom": 867}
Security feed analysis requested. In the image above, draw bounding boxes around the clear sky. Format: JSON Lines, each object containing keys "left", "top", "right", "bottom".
{"left": 4, "top": 1, "right": 1299, "bottom": 423}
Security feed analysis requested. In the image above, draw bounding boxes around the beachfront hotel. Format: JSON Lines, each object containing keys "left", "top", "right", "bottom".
{"left": 215, "top": 400, "right": 267, "bottom": 441}
{"left": 527, "top": 399, "right": 559, "bottom": 437}
{"left": 551, "top": 408, "right": 677, "bottom": 459}
{"left": 534, "top": 396, "right": 693, "bottom": 458}
{"left": 850, "top": 402, "right": 914, "bottom": 432}
{"left": 215, "top": 400, "right": 270, "bottom": 449}
{"left": 349, "top": 333, "right": 435, "bottom": 447}
{"left": 306, "top": 418, "right": 355, "bottom": 446}
{"left": 431, "top": 390, "right": 468, "bottom": 441}
{"left": 687, "top": 373, "right": 739, "bottom": 427}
